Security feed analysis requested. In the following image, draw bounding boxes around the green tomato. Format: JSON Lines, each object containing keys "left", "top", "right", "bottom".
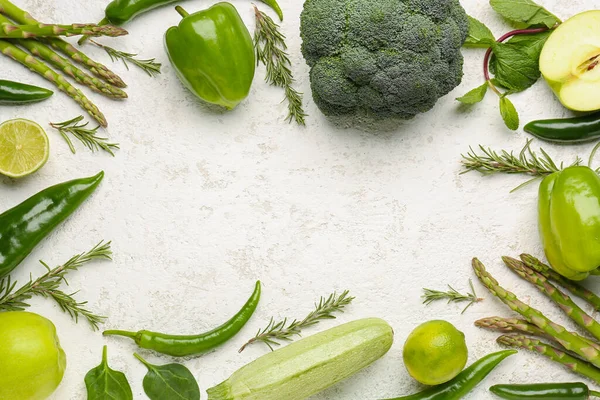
{"left": 0, "top": 311, "right": 66, "bottom": 400}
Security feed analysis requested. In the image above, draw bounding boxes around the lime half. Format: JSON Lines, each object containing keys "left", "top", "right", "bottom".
{"left": 0, "top": 119, "right": 49, "bottom": 178}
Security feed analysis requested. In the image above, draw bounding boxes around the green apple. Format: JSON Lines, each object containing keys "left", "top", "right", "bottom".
{"left": 0, "top": 312, "right": 66, "bottom": 400}
{"left": 540, "top": 10, "right": 600, "bottom": 111}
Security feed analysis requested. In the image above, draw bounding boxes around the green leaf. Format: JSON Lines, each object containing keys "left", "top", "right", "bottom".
{"left": 489, "top": 0, "right": 561, "bottom": 28}
{"left": 491, "top": 42, "right": 540, "bottom": 92}
{"left": 464, "top": 16, "right": 496, "bottom": 48}
{"left": 456, "top": 83, "right": 489, "bottom": 104}
{"left": 499, "top": 96, "right": 519, "bottom": 130}
{"left": 85, "top": 346, "right": 133, "bottom": 400}
{"left": 503, "top": 30, "right": 552, "bottom": 61}
{"left": 135, "top": 354, "right": 200, "bottom": 400}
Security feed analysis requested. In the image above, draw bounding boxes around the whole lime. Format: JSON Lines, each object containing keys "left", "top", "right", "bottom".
{"left": 403, "top": 320, "right": 468, "bottom": 385}
{"left": 0, "top": 311, "right": 66, "bottom": 400}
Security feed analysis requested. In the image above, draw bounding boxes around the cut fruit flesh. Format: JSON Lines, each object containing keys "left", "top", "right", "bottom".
{"left": 540, "top": 10, "right": 600, "bottom": 111}
{"left": 0, "top": 119, "right": 49, "bottom": 178}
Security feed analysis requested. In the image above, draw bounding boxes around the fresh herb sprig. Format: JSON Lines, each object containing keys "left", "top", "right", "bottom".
{"left": 239, "top": 290, "right": 354, "bottom": 352}
{"left": 422, "top": 279, "right": 483, "bottom": 314}
{"left": 253, "top": 5, "right": 306, "bottom": 126}
{"left": 459, "top": 0, "right": 561, "bottom": 130}
{"left": 50, "top": 115, "right": 119, "bottom": 156}
{"left": 0, "top": 241, "right": 112, "bottom": 330}
{"left": 91, "top": 40, "right": 161, "bottom": 77}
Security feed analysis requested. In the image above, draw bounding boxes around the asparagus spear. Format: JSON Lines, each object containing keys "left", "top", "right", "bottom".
{"left": 0, "top": 0, "right": 126, "bottom": 87}
{"left": 498, "top": 334, "right": 600, "bottom": 384}
{"left": 472, "top": 258, "right": 600, "bottom": 367}
{"left": 0, "top": 40, "right": 107, "bottom": 126}
{"left": 0, "top": 22, "right": 127, "bottom": 38}
{"left": 503, "top": 256, "right": 600, "bottom": 341}
{"left": 520, "top": 254, "right": 600, "bottom": 311}
{"left": 476, "top": 316, "right": 600, "bottom": 351}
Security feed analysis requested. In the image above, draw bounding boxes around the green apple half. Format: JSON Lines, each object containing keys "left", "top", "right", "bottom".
{"left": 540, "top": 10, "right": 600, "bottom": 111}
{"left": 0, "top": 312, "right": 66, "bottom": 400}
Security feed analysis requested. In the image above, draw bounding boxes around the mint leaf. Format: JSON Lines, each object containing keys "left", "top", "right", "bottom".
{"left": 489, "top": 0, "right": 561, "bottom": 28}
{"left": 499, "top": 96, "right": 519, "bottom": 130}
{"left": 457, "top": 83, "right": 489, "bottom": 104}
{"left": 503, "top": 30, "right": 551, "bottom": 60}
{"left": 491, "top": 42, "right": 540, "bottom": 92}
{"left": 464, "top": 16, "right": 496, "bottom": 48}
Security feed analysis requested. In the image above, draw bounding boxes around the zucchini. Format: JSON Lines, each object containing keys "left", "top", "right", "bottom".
{"left": 207, "top": 318, "right": 393, "bottom": 400}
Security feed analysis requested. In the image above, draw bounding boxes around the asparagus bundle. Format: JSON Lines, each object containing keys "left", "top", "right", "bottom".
{"left": 0, "top": 40, "right": 107, "bottom": 126}
{"left": 0, "top": 22, "right": 127, "bottom": 38}
{"left": 0, "top": 0, "right": 126, "bottom": 87}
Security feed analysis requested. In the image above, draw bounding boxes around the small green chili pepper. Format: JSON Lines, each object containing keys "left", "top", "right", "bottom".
{"left": 0, "top": 79, "right": 53, "bottom": 104}
{"left": 0, "top": 172, "right": 104, "bottom": 278}
{"left": 103, "top": 281, "right": 261, "bottom": 357}
{"left": 490, "top": 382, "right": 600, "bottom": 399}
{"left": 382, "top": 350, "right": 517, "bottom": 400}
{"left": 524, "top": 112, "right": 600, "bottom": 143}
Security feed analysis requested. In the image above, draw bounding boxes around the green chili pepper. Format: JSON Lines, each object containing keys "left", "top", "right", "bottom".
{"left": 382, "top": 350, "right": 517, "bottom": 400}
{"left": 0, "top": 172, "right": 104, "bottom": 278}
{"left": 490, "top": 382, "right": 600, "bottom": 399}
{"left": 164, "top": 3, "right": 256, "bottom": 110}
{"left": 539, "top": 166, "right": 600, "bottom": 281}
{"left": 103, "top": 281, "right": 261, "bottom": 357}
{"left": 524, "top": 112, "right": 600, "bottom": 143}
{"left": 0, "top": 79, "right": 53, "bottom": 104}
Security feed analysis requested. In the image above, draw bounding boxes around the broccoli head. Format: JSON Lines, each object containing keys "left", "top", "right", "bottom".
{"left": 300, "top": 0, "right": 469, "bottom": 119}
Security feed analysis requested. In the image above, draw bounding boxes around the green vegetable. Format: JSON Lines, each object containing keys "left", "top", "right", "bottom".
{"left": 0, "top": 311, "right": 66, "bottom": 400}
{"left": 134, "top": 353, "right": 200, "bottom": 400}
{"left": 299, "top": 0, "right": 469, "bottom": 119}
{"left": 104, "top": 281, "right": 261, "bottom": 356}
{"left": 207, "top": 318, "right": 393, "bottom": 400}
{"left": 85, "top": 346, "right": 133, "bottom": 400}
{"left": 489, "top": 0, "right": 561, "bottom": 29}
{"left": 383, "top": 350, "right": 517, "bottom": 400}
{"left": 0, "top": 40, "right": 108, "bottom": 126}
{"left": 0, "top": 21, "right": 127, "bottom": 38}
{"left": 0, "top": 0, "right": 126, "bottom": 88}
{"left": 490, "top": 382, "right": 600, "bottom": 399}
{"left": 524, "top": 112, "right": 600, "bottom": 143}
{"left": 165, "top": 4, "right": 255, "bottom": 110}
{"left": 539, "top": 166, "right": 600, "bottom": 280}
{"left": 0, "top": 79, "right": 52, "bottom": 103}
{"left": 0, "top": 172, "right": 104, "bottom": 278}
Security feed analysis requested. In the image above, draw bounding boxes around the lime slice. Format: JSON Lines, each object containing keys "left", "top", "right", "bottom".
{"left": 0, "top": 119, "right": 49, "bottom": 178}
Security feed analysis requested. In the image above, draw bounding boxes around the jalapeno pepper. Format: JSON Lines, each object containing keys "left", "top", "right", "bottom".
{"left": 524, "top": 112, "right": 600, "bottom": 143}
{"left": 382, "top": 350, "right": 517, "bottom": 400}
{"left": 490, "top": 382, "right": 600, "bottom": 399}
{"left": 103, "top": 280, "right": 261, "bottom": 357}
{"left": 0, "top": 79, "right": 53, "bottom": 104}
{"left": 0, "top": 172, "right": 104, "bottom": 278}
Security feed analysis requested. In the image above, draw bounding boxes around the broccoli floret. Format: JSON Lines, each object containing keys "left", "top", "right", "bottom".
{"left": 300, "top": 0, "right": 468, "bottom": 120}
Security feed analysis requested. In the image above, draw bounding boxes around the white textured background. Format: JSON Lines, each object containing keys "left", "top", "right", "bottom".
{"left": 1, "top": 0, "right": 599, "bottom": 398}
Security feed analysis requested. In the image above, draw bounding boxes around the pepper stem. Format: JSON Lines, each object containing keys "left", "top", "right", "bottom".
{"left": 591, "top": 390, "right": 600, "bottom": 398}
{"left": 175, "top": 6, "right": 189, "bottom": 18}
{"left": 103, "top": 329, "right": 138, "bottom": 340}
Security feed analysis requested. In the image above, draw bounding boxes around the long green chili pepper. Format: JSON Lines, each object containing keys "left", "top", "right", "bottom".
{"left": 0, "top": 172, "right": 104, "bottom": 278}
{"left": 104, "top": 280, "right": 261, "bottom": 357}
{"left": 524, "top": 112, "right": 600, "bottom": 143}
{"left": 0, "top": 79, "right": 53, "bottom": 103}
{"left": 80, "top": 0, "right": 284, "bottom": 44}
{"left": 490, "top": 382, "right": 600, "bottom": 399}
{"left": 382, "top": 350, "right": 517, "bottom": 400}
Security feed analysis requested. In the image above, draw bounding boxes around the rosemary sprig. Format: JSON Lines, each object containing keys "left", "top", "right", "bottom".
{"left": 91, "top": 40, "right": 161, "bottom": 77}
{"left": 0, "top": 241, "right": 112, "bottom": 330}
{"left": 50, "top": 116, "right": 119, "bottom": 156}
{"left": 422, "top": 279, "right": 483, "bottom": 314}
{"left": 253, "top": 5, "right": 306, "bottom": 126}
{"left": 239, "top": 290, "right": 354, "bottom": 352}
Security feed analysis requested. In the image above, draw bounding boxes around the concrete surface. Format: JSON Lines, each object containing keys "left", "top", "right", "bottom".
{"left": 1, "top": 0, "right": 599, "bottom": 398}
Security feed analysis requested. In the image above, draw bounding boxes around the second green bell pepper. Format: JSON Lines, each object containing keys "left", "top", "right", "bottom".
{"left": 165, "top": 3, "right": 255, "bottom": 110}
{"left": 539, "top": 166, "right": 600, "bottom": 280}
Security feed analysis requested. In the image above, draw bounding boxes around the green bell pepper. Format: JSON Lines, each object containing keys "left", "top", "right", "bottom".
{"left": 165, "top": 3, "right": 255, "bottom": 110}
{"left": 539, "top": 166, "right": 600, "bottom": 280}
